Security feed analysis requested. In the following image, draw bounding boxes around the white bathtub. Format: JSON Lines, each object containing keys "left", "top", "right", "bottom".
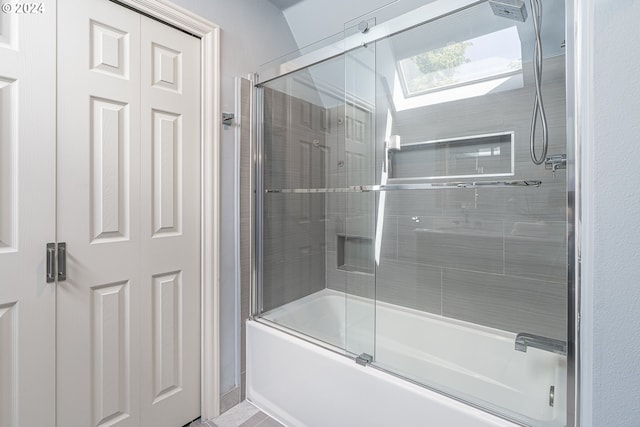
{"left": 248, "top": 289, "right": 566, "bottom": 427}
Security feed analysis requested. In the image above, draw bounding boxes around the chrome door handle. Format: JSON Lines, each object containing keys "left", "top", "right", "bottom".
{"left": 57, "top": 242, "right": 67, "bottom": 282}
{"left": 46, "top": 243, "right": 55, "bottom": 283}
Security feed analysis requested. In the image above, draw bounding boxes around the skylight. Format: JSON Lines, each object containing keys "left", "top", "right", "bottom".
{"left": 397, "top": 26, "right": 523, "bottom": 98}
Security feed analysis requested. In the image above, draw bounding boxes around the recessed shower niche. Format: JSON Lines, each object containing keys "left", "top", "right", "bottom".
{"left": 336, "top": 233, "right": 374, "bottom": 274}
{"left": 389, "top": 131, "right": 514, "bottom": 180}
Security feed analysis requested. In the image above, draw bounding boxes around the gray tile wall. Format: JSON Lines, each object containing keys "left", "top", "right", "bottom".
{"left": 325, "top": 56, "right": 568, "bottom": 340}
{"left": 256, "top": 56, "right": 567, "bottom": 344}
{"left": 261, "top": 87, "right": 327, "bottom": 312}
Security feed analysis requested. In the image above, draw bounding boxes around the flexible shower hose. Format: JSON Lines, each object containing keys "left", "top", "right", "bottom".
{"left": 529, "top": 0, "right": 549, "bottom": 165}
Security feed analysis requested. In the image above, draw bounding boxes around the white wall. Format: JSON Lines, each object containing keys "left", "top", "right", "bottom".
{"left": 166, "top": 0, "right": 298, "bottom": 395}
{"left": 580, "top": 0, "right": 640, "bottom": 425}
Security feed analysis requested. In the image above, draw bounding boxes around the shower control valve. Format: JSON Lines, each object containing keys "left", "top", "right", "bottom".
{"left": 544, "top": 154, "right": 567, "bottom": 178}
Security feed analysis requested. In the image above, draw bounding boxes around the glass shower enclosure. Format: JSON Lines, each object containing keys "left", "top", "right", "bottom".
{"left": 254, "top": 1, "right": 569, "bottom": 425}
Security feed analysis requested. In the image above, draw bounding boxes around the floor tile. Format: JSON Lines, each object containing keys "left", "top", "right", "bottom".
{"left": 209, "top": 400, "right": 260, "bottom": 427}
{"left": 189, "top": 419, "right": 216, "bottom": 427}
{"left": 239, "top": 411, "right": 269, "bottom": 427}
{"left": 255, "top": 417, "right": 285, "bottom": 427}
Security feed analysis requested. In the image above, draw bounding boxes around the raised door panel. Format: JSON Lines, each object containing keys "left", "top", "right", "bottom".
{"left": 0, "top": 303, "right": 16, "bottom": 426}
{"left": 152, "top": 110, "right": 182, "bottom": 237}
{"left": 0, "top": 11, "right": 17, "bottom": 50}
{"left": 0, "top": 1, "right": 56, "bottom": 424}
{"left": 91, "top": 281, "right": 132, "bottom": 426}
{"left": 151, "top": 271, "right": 183, "bottom": 403}
{"left": 91, "top": 97, "right": 131, "bottom": 242}
{"left": 152, "top": 43, "right": 181, "bottom": 93}
{"left": 90, "top": 20, "right": 130, "bottom": 79}
{"left": 140, "top": 16, "right": 201, "bottom": 427}
{"left": 0, "top": 78, "right": 17, "bottom": 251}
{"left": 57, "top": 1, "right": 141, "bottom": 426}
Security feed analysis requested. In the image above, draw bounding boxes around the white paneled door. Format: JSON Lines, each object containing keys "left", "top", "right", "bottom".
{"left": 139, "top": 15, "right": 201, "bottom": 427}
{"left": 57, "top": 0, "right": 201, "bottom": 426}
{"left": 0, "top": 1, "right": 56, "bottom": 425}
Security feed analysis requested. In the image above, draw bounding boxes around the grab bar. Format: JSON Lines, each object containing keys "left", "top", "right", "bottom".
{"left": 265, "top": 180, "right": 541, "bottom": 194}
{"left": 514, "top": 333, "right": 567, "bottom": 356}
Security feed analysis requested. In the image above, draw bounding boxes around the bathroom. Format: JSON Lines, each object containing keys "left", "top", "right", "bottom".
{"left": 236, "top": 0, "right": 639, "bottom": 426}
{"left": 185, "top": 2, "right": 637, "bottom": 425}
{"left": 0, "top": 0, "right": 638, "bottom": 426}
{"left": 251, "top": 0, "right": 568, "bottom": 425}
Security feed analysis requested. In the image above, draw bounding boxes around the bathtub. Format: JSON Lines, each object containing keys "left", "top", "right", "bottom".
{"left": 247, "top": 289, "right": 566, "bottom": 427}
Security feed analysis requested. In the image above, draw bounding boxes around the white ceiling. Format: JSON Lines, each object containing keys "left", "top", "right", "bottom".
{"left": 267, "top": 0, "right": 306, "bottom": 11}
{"left": 278, "top": 0, "right": 564, "bottom": 55}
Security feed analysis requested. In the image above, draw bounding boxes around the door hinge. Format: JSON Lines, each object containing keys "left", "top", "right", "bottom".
{"left": 46, "top": 242, "right": 67, "bottom": 283}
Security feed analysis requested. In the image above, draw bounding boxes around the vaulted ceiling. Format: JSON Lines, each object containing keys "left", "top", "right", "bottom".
{"left": 267, "top": 0, "right": 306, "bottom": 11}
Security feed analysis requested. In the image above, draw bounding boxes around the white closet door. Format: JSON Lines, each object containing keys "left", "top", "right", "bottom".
{"left": 0, "top": 2, "right": 56, "bottom": 425}
{"left": 57, "top": 0, "right": 202, "bottom": 426}
{"left": 57, "top": 0, "right": 142, "bottom": 425}
{"left": 139, "top": 15, "right": 201, "bottom": 427}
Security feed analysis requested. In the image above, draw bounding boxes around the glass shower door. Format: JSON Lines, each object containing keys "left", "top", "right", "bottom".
{"left": 367, "top": 2, "right": 568, "bottom": 426}
{"left": 258, "top": 55, "right": 347, "bottom": 350}
{"left": 256, "top": 0, "right": 569, "bottom": 425}
{"left": 342, "top": 20, "right": 377, "bottom": 360}
{"left": 257, "top": 38, "right": 379, "bottom": 360}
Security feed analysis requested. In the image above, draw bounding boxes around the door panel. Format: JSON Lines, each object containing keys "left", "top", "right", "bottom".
{"left": 0, "top": 1, "right": 56, "bottom": 425}
{"left": 0, "top": 302, "right": 17, "bottom": 427}
{"left": 140, "top": 16, "right": 201, "bottom": 427}
{"left": 57, "top": 0, "right": 141, "bottom": 425}
{"left": 57, "top": 1, "right": 201, "bottom": 426}
{"left": 90, "top": 280, "right": 132, "bottom": 426}
{"left": 90, "top": 97, "right": 131, "bottom": 242}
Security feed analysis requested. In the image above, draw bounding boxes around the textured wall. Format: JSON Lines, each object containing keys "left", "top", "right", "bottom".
{"left": 581, "top": 0, "right": 640, "bottom": 425}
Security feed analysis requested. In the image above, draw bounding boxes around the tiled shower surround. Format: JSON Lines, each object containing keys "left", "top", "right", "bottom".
{"left": 260, "top": 55, "right": 567, "bottom": 342}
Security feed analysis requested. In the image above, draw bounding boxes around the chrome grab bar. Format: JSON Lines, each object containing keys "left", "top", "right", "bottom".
{"left": 515, "top": 333, "right": 567, "bottom": 356}
{"left": 265, "top": 180, "right": 542, "bottom": 194}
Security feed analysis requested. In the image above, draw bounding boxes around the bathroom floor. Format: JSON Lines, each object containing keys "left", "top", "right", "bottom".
{"left": 190, "top": 401, "right": 284, "bottom": 427}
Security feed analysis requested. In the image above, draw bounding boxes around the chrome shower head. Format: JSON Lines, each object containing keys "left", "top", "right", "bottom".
{"left": 489, "top": 0, "right": 528, "bottom": 22}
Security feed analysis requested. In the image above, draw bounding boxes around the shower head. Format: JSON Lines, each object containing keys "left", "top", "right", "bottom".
{"left": 489, "top": 0, "right": 528, "bottom": 22}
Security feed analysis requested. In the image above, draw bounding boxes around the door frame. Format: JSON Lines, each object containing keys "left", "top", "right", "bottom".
{"left": 113, "top": 0, "right": 221, "bottom": 419}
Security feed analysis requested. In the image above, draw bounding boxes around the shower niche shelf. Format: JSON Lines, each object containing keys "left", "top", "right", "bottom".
{"left": 389, "top": 132, "right": 515, "bottom": 181}
{"left": 336, "top": 233, "right": 374, "bottom": 275}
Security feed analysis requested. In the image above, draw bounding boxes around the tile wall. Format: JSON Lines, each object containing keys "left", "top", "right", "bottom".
{"left": 261, "top": 87, "right": 328, "bottom": 312}
{"left": 257, "top": 55, "right": 567, "bottom": 343}
{"left": 325, "top": 55, "right": 568, "bottom": 340}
